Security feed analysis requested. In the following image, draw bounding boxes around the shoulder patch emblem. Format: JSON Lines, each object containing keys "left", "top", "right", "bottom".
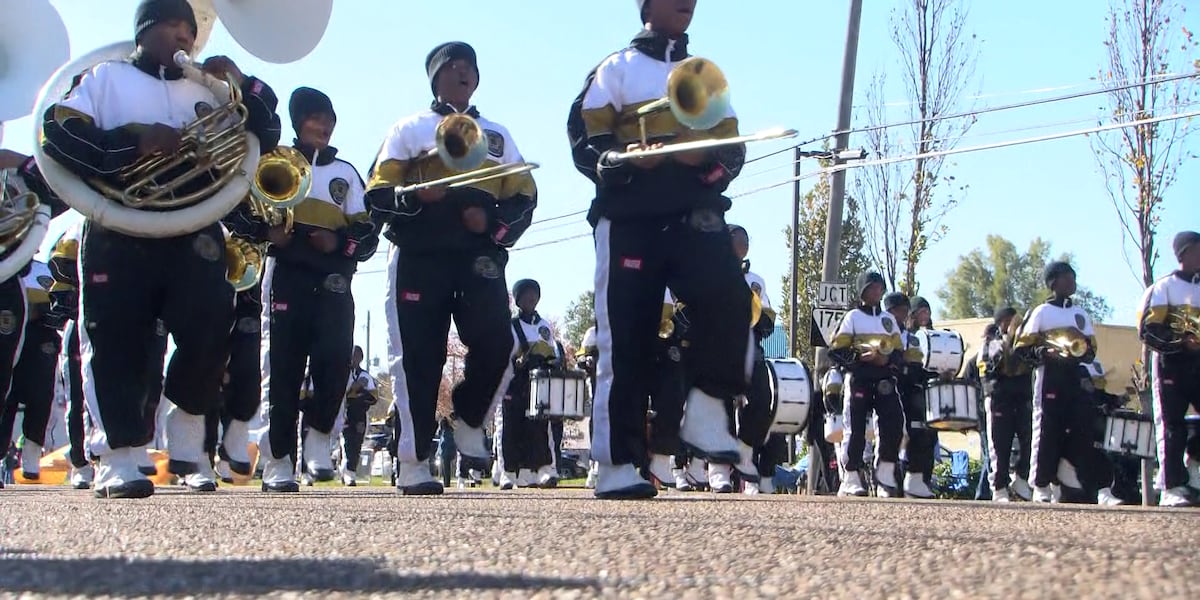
{"left": 538, "top": 325, "right": 551, "bottom": 341}
{"left": 36, "top": 275, "right": 54, "bottom": 290}
{"left": 0, "top": 310, "right": 17, "bottom": 335}
{"left": 329, "top": 177, "right": 350, "bottom": 206}
{"left": 881, "top": 316, "right": 894, "bottom": 333}
{"left": 484, "top": 129, "right": 504, "bottom": 158}
{"left": 194, "top": 102, "right": 214, "bottom": 118}
{"left": 1075, "top": 314, "right": 1087, "bottom": 330}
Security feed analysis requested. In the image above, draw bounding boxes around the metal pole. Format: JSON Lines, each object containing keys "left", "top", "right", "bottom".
{"left": 808, "top": 0, "right": 864, "bottom": 497}
{"left": 366, "top": 310, "right": 372, "bottom": 368}
{"left": 789, "top": 148, "right": 802, "bottom": 360}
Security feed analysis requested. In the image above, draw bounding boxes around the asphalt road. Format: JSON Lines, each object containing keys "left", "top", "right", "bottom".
{"left": 2, "top": 485, "right": 1198, "bottom": 598}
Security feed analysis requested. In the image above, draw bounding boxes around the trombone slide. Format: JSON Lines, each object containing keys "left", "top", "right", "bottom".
{"left": 609, "top": 128, "right": 799, "bottom": 163}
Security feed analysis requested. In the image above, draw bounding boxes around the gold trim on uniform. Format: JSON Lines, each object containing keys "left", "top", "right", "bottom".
{"left": 367, "top": 159, "right": 410, "bottom": 192}
{"left": 1139, "top": 304, "right": 1169, "bottom": 324}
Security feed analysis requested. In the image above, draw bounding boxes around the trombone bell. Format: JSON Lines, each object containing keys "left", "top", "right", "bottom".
{"left": 666, "top": 57, "right": 731, "bottom": 132}
{"left": 436, "top": 113, "right": 489, "bottom": 173}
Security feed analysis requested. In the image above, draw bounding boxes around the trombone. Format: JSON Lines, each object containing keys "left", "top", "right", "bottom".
{"left": 607, "top": 57, "right": 798, "bottom": 163}
{"left": 1045, "top": 335, "right": 1088, "bottom": 359}
{"left": 394, "top": 113, "right": 539, "bottom": 196}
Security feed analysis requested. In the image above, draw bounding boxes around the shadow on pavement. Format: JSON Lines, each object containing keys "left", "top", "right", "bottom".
{"left": 0, "top": 556, "right": 599, "bottom": 595}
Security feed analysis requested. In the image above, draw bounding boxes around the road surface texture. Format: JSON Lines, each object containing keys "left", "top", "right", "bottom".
{"left": 1, "top": 485, "right": 1197, "bottom": 598}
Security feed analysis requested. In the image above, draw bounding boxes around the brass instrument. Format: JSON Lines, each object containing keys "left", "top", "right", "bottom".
{"left": 247, "top": 146, "right": 311, "bottom": 235}
{"left": 857, "top": 337, "right": 896, "bottom": 356}
{"left": 658, "top": 301, "right": 681, "bottom": 339}
{"left": 0, "top": 171, "right": 41, "bottom": 256}
{"left": 1045, "top": 334, "right": 1088, "bottom": 359}
{"left": 224, "top": 234, "right": 264, "bottom": 292}
{"left": 1167, "top": 311, "right": 1200, "bottom": 340}
{"left": 395, "top": 113, "right": 539, "bottom": 196}
{"left": 608, "top": 57, "right": 798, "bottom": 163}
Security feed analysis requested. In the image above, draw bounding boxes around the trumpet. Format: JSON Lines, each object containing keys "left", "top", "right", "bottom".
{"left": 395, "top": 113, "right": 539, "bottom": 196}
{"left": 857, "top": 337, "right": 896, "bottom": 356}
{"left": 247, "top": 146, "right": 311, "bottom": 235}
{"left": 91, "top": 51, "right": 250, "bottom": 209}
{"left": 1045, "top": 335, "right": 1088, "bottom": 359}
{"left": 607, "top": 57, "right": 798, "bottom": 163}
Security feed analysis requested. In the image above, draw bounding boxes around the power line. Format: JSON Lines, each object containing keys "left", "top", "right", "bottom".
{"left": 730, "top": 108, "right": 1200, "bottom": 199}
{"left": 511, "top": 232, "right": 593, "bottom": 252}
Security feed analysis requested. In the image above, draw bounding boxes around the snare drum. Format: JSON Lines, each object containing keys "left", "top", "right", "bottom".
{"left": 915, "top": 329, "right": 965, "bottom": 374}
{"left": 527, "top": 368, "right": 588, "bottom": 420}
{"left": 923, "top": 380, "right": 979, "bottom": 431}
{"left": 1099, "top": 409, "right": 1155, "bottom": 459}
{"left": 824, "top": 413, "right": 844, "bottom": 444}
{"left": 766, "top": 358, "right": 813, "bottom": 434}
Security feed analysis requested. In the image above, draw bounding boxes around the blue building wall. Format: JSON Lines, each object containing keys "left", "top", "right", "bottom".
{"left": 762, "top": 325, "right": 790, "bottom": 359}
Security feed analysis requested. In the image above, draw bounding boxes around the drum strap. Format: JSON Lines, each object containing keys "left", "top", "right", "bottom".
{"left": 512, "top": 317, "right": 532, "bottom": 354}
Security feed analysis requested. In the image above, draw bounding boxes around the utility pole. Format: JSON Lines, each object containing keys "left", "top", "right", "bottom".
{"left": 365, "top": 311, "right": 372, "bottom": 368}
{"left": 807, "top": 0, "right": 864, "bottom": 497}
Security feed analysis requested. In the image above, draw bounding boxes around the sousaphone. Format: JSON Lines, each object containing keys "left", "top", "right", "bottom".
{"left": 190, "top": 0, "right": 333, "bottom": 63}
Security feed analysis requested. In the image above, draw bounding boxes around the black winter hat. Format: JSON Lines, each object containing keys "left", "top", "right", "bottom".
{"left": 993, "top": 307, "right": 1017, "bottom": 324}
{"left": 856, "top": 272, "right": 885, "bottom": 300}
{"left": 883, "top": 292, "right": 910, "bottom": 311}
{"left": 1043, "top": 261, "right": 1075, "bottom": 289}
{"left": 636, "top": 0, "right": 652, "bottom": 22}
{"left": 425, "top": 42, "right": 479, "bottom": 97}
{"left": 289, "top": 87, "right": 336, "bottom": 135}
{"left": 512, "top": 279, "right": 540, "bottom": 301}
{"left": 1173, "top": 231, "right": 1200, "bottom": 261}
{"left": 911, "top": 296, "right": 931, "bottom": 313}
{"left": 134, "top": 0, "right": 197, "bottom": 44}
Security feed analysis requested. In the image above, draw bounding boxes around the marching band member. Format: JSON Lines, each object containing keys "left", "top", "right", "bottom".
{"left": 226, "top": 85, "right": 375, "bottom": 492}
{"left": 39, "top": 0, "right": 282, "bottom": 498}
{"left": 1012, "top": 262, "right": 1096, "bottom": 503}
{"left": 214, "top": 281, "right": 263, "bottom": 481}
{"left": 978, "top": 307, "right": 1034, "bottom": 502}
{"left": 568, "top": 0, "right": 751, "bottom": 499}
{"left": 1138, "top": 230, "right": 1200, "bottom": 507}
{"left": 0, "top": 261, "right": 61, "bottom": 481}
{"left": 883, "top": 292, "right": 936, "bottom": 499}
{"left": 576, "top": 322, "right": 600, "bottom": 489}
{"left": 647, "top": 289, "right": 686, "bottom": 488}
{"left": 828, "top": 272, "right": 904, "bottom": 497}
{"left": 497, "top": 279, "right": 562, "bottom": 489}
{"left": 1078, "top": 360, "right": 1127, "bottom": 506}
{"left": 340, "top": 346, "right": 377, "bottom": 486}
{"left": 366, "top": 41, "right": 536, "bottom": 495}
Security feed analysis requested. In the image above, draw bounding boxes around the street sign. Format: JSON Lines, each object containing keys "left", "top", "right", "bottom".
{"left": 811, "top": 308, "right": 846, "bottom": 347}
{"left": 817, "top": 282, "right": 850, "bottom": 309}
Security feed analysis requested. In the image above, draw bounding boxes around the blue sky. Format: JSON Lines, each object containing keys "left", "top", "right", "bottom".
{"left": 6, "top": 0, "right": 1198, "bottom": 369}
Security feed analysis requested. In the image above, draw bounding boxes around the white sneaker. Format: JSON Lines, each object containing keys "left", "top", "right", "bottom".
{"left": 537, "top": 465, "right": 559, "bottom": 488}
{"left": 215, "top": 460, "right": 234, "bottom": 484}
{"left": 876, "top": 461, "right": 899, "bottom": 497}
{"left": 499, "top": 471, "right": 518, "bottom": 490}
{"left": 93, "top": 448, "right": 154, "bottom": 499}
{"left": 679, "top": 389, "right": 740, "bottom": 464}
{"left": 584, "top": 461, "right": 598, "bottom": 489}
{"left": 673, "top": 468, "right": 692, "bottom": 491}
{"left": 1186, "top": 458, "right": 1200, "bottom": 492}
{"left": 1032, "top": 485, "right": 1054, "bottom": 503}
{"left": 517, "top": 468, "right": 537, "bottom": 488}
{"left": 648, "top": 453, "right": 674, "bottom": 486}
{"left": 1057, "top": 458, "right": 1081, "bottom": 489}
{"left": 453, "top": 418, "right": 489, "bottom": 465}
{"left": 261, "top": 455, "right": 299, "bottom": 492}
{"left": 1097, "top": 487, "right": 1125, "bottom": 506}
{"left": 183, "top": 459, "right": 218, "bottom": 492}
{"left": 708, "top": 463, "right": 734, "bottom": 494}
{"left": 903, "top": 471, "right": 934, "bottom": 499}
{"left": 743, "top": 481, "right": 761, "bottom": 495}
{"left": 342, "top": 466, "right": 357, "bottom": 487}
{"left": 135, "top": 445, "right": 157, "bottom": 476}
{"left": 1010, "top": 475, "right": 1033, "bottom": 501}
{"left": 594, "top": 463, "right": 657, "bottom": 499}
{"left": 685, "top": 457, "right": 708, "bottom": 489}
{"left": 220, "top": 419, "right": 252, "bottom": 475}
{"left": 733, "top": 441, "right": 759, "bottom": 482}
{"left": 20, "top": 441, "right": 42, "bottom": 480}
{"left": 69, "top": 464, "right": 94, "bottom": 490}
{"left": 838, "top": 471, "right": 868, "bottom": 497}
{"left": 992, "top": 487, "right": 1012, "bottom": 503}
{"left": 395, "top": 460, "right": 442, "bottom": 495}
{"left": 165, "top": 405, "right": 205, "bottom": 475}
{"left": 1159, "top": 486, "right": 1195, "bottom": 508}
{"left": 302, "top": 430, "right": 335, "bottom": 481}
{"left": 1051, "top": 483, "right": 1063, "bottom": 503}
{"left": 759, "top": 477, "right": 775, "bottom": 495}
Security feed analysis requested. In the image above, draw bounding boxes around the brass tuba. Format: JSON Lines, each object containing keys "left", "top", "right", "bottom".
{"left": 0, "top": 170, "right": 52, "bottom": 282}
{"left": 33, "top": 43, "right": 262, "bottom": 239}
{"left": 247, "top": 146, "right": 311, "bottom": 234}
{"left": 1167, "top": 311, "right": 1200, "bottom": 340}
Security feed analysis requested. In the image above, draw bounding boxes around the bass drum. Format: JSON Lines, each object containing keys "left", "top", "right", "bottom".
{"left": 766, "top": 358, "right": 813, "bottom": 435}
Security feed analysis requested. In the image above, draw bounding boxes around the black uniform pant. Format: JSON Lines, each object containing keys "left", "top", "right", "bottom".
{"left": 900, "top": 386, "right": 936, "bottom": 476}
{"left": 63, "top": 321, "right": 87, "bottom": 467}
{"left": 1151, "top": 353, "right": 1200, "bottom": 489}
{"left": 648, "top": 335, "right": 686, "bottom": 456}
{"left": 0, "top": 321, "right": 62, "bottom": 449}
{"left": 844, "top": 373, "right": 904, "bottom": 472}
{"left": 499, "top": 370, "right": 552, "bottom": 471}
{"left": 592, "top": 213, "right": 751, "bottom": 467}
{"left": 79, "top": 223, "right": 232, "bottom": 453}
{"left": 387, "top": 247, "right": 513, "bottom": 463}
{"left": 755, "top": 434, "right": 788, "bottom": 478}
{"left": 0, "top": 277, "right": 27, "bottom": 448}
{"left": 738, "top": 347, "right": 774, "bottom": 449}
{"left": 262, "top": 260, "right": 354, "bottom": 461}
{"left": 985, "top": 382, "right": 1033, "bottom": 490}
{"left": 341, "top": 396, "right": 371, "bottom": 469}
{"left": 1030, "top": 369, "right": 1094, "bottom": 488}
{"left": 225, "top": 285, "right": 263, "bottom": 424}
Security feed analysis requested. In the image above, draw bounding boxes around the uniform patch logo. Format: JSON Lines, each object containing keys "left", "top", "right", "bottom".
{"left": 668, "top": 346, "right": 682, "bottom": 362}
{"left": 473, "top": 256, "right": 501, "bottom": 279}
{"left": 621, "top": 257, "right": 643, "bottom": 270}
{"left": 155, "top": 319, "right": 166, "bottom": 337}
{"left": 0, "top": 310, "right": 15, "bottom": 335}
{"left": 881, "top": 317, "right": 894, "bottom": 333}
{"left": 40, "top": 342, "right": 56, "bottom": 355}
{"left": 192, "top": 234, "right": 221, "bottom": 262}
{"left": 687, "top": 208, "right": 724, "bottom": 233}
{"left": 484, "top": 129, "right": 504, "bottom": 157}
{"left": 538, "top": 325, "right": 552, "bottom": 341}
{"left": 402, "top": 291, "right": 421, "bottom": 302}
{"left": 1074, "top": 314, "right": 1086, "bottom": 330}
{"left": 876, "top": 379, "right": 895, "bottom": 395}
{"left": 36, "top": 275, "right": 54, "bottom": 290}
{"left": 323, "top": 274, "right": 349, "bottom": 294}
{"left": 194, "top": 102, "right": 214, "bottom": 118}
{"left": 751, "top": 282, "right": 763, "bottom": 296}
{"left": 237, "top": 316, "right": 258, "bottom": 334}
{"left": 329, "top": 178, "right": 350, "bottom": 206}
